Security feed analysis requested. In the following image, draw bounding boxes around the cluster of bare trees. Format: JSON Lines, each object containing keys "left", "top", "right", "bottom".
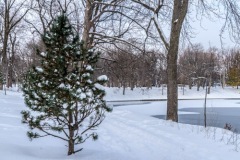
{"left": 95, "top": 43, "right": 240, "bottom": 94}
{"left": 0, "top": 0, "right": 32, "bottom": 89}
{"left": 0, "top": 0, "right": 240, "bottom": 123}
{"left": 178, "top": 44, "right": 222, "bottom": 93}
{"left": 97, "top": 45, "right": 167, "bottom": 94}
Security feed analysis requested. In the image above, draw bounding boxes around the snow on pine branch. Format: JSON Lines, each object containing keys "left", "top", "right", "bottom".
{"left": 97, "top": 75, "right": 108, "bottom": 81}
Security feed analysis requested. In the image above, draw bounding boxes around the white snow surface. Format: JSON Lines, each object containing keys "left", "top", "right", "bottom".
{"left": 35, "top": 67, "right": 43, "bottom": 72}
{"left": 86, "top": 65, "right": 93, "bottom": 71}
{"left": 40, "top": 52, "right": 46, "bottom": 57}
{"left": 104, "top": 86, "right": 240, "bottom": 101}
{"left": 0, "top": 86, "right": 240, "bottom": 159}
{"left": 97, "top": 75, "right": 108, "bottom": 81}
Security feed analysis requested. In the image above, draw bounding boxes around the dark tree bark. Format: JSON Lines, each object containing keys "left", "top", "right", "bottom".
{"left": 68, "top": 111, "right": 74, "bottom": 155}
{"left": 166, "top": 0, "right": 188, "bottom": 122}
{"left": 82, "top": 0, "right": 93, "bottom": 48}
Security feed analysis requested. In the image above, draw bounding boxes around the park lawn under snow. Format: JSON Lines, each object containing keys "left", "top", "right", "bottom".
{"left": 0, "top": 86, "right": 240, "bottom": 160}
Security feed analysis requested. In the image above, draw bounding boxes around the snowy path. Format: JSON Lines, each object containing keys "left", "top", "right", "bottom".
{"left": 81, "top": 109, "right": 240, "bottom": 160}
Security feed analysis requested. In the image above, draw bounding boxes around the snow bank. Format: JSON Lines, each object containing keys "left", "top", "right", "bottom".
{"left": 104, "top": 86, "right": 240, "bottom": 101}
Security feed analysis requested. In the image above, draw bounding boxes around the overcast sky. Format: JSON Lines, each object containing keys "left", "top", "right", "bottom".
{"left": 190, "top": 17, "right": 237, "bottom": 49}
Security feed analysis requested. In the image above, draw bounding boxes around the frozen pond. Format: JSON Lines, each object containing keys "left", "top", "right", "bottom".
{"left": 109, "top": 99, "right": 240, "bottom": 133}
{"left": 154, "top": 107, "right": 240, "bottom": 132}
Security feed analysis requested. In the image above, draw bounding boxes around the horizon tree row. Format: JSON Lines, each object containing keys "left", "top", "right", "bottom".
{"left": 93, "top": 43, "right": 240, "bottom": 94}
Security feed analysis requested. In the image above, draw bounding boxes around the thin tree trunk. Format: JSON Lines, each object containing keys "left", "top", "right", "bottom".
{"left": 222, "top": 71, "right": 226, "bottom": 89}
{"left": 7, "top": 33, "right": 16, "bottom": 88}
{"left": 0, "top": 69, "right": 3, "bottom": 90}
{"left": 122, "top": 81, "right": 126, "bottom": 95}
{"left": 204, "top": 79, "right": 208, "bottom": 127}
{"left": 68, "top": 132, "right": 74, "bottom": 155}
{"left": 208, "top": 76, "right": 212, "bottom": 94}
{"left": 2, "top": 2, "right": 9, "bottom": 91}
{"left": 82, "top": 0, "right": 93, "bottom": 48}
{"left": 2, "top": 32, "right": 8, "bottom": 64}
{"left": 189, "top": 79, "right": 192, "bottom": 89}
{"left": 4, "top": 62, "right": 8, "bottom": 95}
{"left": 197, "top": 79, "right": 200, "bottom": 91}
{"left": 7, "top": 59, "right": 13, "bottom": 88}
{"left": 130, "top": 79, "right": 134, "bottom": 91}
{"left": 68, "top": 111, "right": 74, "bottom": 155}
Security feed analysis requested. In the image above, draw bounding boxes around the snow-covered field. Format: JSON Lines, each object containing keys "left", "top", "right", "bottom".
{"left": 1, "top": 86, "right": 240, "bottom": 160}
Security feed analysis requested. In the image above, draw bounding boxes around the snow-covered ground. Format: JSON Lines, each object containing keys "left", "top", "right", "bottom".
{"left": 105, "top": 86, "right": 240, "bottom": 101}
{"left": 1, "top": 86, "right": 240, "bottom": 160}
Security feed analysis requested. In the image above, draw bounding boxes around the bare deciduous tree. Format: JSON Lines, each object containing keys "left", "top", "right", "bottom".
{"left": 0, "top": 0, "right": 32, "bottom": 89}
{"left": 131, "top": 0, "right": 240, "bottom": 122}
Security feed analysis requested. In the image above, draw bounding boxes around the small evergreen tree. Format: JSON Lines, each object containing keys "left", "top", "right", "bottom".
{"left": 227, "top": 67, "right": 240, "bottom": 89}
{"left": 21, "top": 13, "right": 111, "bottom": 155}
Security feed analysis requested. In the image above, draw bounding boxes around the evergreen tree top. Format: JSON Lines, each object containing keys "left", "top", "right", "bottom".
{"left": 42, "top": 13, "right": 79, "bottom": 53}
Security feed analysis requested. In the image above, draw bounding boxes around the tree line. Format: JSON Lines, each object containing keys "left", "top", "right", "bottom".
{"left": 6, "top": 41, "right": 240, "bottom": 95}
{"left": 93, "top": 43, "right": 240, "bottom": 93}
